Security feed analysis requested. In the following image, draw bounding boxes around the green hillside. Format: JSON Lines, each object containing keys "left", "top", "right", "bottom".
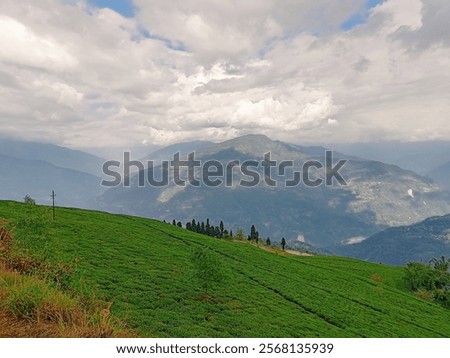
{"left": 1, "top": 200, "right": 450, "bottom": 337}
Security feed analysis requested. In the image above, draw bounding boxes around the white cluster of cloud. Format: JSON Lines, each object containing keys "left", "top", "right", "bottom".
{"left": 0, "top": 0, "right": 449, "bottom": 152}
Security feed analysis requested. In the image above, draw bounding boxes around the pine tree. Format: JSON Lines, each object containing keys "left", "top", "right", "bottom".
{"left": 281, "top": 237, "right": 286, "bottom": 250}
{"left": 219, "top": 220, "right": 224, "bottom": 238}
{"left": 250, "top": 225, "right": 259, "bottom": 242}
{"left": 206, "top": 218, "right": 211, "bottom": 236}
{"left": 266, "top": 237, "right": 271, "bottom": 246}
{"left": 201, "top": 222, "right": 205, "bottom": 234}
{"left": 172, "top": 219, "right": 176, "bottom": 226}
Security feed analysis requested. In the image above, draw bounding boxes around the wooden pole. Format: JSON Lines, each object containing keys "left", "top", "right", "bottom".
{"left": 51, "top": 191, "right": 56, "bottom": 221}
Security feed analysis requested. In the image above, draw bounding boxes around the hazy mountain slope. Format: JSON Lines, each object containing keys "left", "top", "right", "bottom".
{"left": 141, "top": 140, "right": 214, "bottom": 164}
{"left": 339, "top": 214, "right": 450, "bottom": 266}
{"left": 0, "top": 137, "right": 105, "bottom": 177}
{"left": 100, "top": 134, "right": 450, "bottom": 248}
{"left": 0, "top": 154, "right": 103, "bottom": 209}
{"left": 332, "top": 141, "right": 450, "bottom": 175}
{"left": 2, "top": 200, "right": 450, "bottom": 337}
{"left": 428, "top": 161, "right": 450, "bottom": 190}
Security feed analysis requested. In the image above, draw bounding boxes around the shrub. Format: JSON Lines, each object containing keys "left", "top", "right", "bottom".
{"left": 191, "top": 247, "right": 226, "bottom": 298}
{"left": 404, "top": 262, "right": 436, "bottom": 291}
{"left": 404, "top": 257, "right": 450, "bottom": 309}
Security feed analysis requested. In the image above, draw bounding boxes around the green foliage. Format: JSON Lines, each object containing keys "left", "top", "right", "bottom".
{"left": 23, "top": 195, "right": 36, "bottom": 205}
{"left": 2, "top": 201, "right": 450, "bottom": 337}
{"left": 0, "top": 270, "right": 76, "bottom": 322}
{"left": 404, "top": 262, "right": 437, "bottom": 291}
{"left": 249, "top": 224, "right": 259, "bottom": 242}
{"left": 4, "top": 205, "right": 78, "bottom": 292}
{"left": 10, "top": 204, "right": 51, "bottom": 260}
{"left": 430, "top": 256, "right": 450, "bottom": 273}
{"left": 434, "top": 289, "right": 450, "bottom": 309}
{"left": 185, "top": 218, "right": 229, "bottom": 238}
{"left": 235, "top": 228, "right": 245, "bottom": 240}
{"left": 191, "top": 247, "right": 226, "bottom": 297}
{"left": 404, "top": 257, "right": 450, "bottom": 309}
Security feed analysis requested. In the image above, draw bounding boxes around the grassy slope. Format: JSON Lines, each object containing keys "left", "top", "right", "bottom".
{"left": 1, "top": 200, "right": 449, "bottom": 338}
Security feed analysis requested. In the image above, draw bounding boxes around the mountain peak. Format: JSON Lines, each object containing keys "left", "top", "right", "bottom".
{"left": 198, "top": 133, "right": 301, "bottom": 159}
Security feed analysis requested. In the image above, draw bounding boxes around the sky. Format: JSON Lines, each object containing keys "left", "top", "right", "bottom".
{"left": 0, "top": 0, "right": 450, "bottom": 153}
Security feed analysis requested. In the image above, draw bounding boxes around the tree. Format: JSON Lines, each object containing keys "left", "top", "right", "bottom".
{"left": 206, "top": 218, "right": 211, "bottom": 235}
{"left": 235, "top": 228, "right": 244, "bottom": 241}
{"left": 177, "top": 221, "right": 182, "bottom": 228}
{"left": 430, "top": 256, "right": 450, "bottom": 273}
{"left": 248, "top": 225, "right": 260, "bottom": 243}
{"left": 281, "top": 237, "right": 286, "bottom": 250}
{"left": 404, "top": 262, "right": 435, "bottom": 291}
{"left": 404, "top": 259, "right": 450, "bottom": 291}
{"left": 250, "top": 225, "right": 257, "bottom": 241}
{"left": 219, "top": 221, "right": 224, "bottom": 238}
{"left": 229, "top": 230, "right": 233, "bottom": 238}
{"left": 266, "top": 237, "right": 271, "bottom": 246}
{"left": 23, "top": 195, "right": 36, "bottom": 205}
{"left": 172, "top": 219, "right": 176, "bottom": 226}
{"left": 191, "top": 247, "right": 225, "bottom": 298}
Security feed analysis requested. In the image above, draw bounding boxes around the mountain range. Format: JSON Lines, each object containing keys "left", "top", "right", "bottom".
{"left": 99, "top": 134, "right": 450, "bottom": 251}
{"left": 0, "top": 138, "right": 105, "bottom": 208}
{"left": 339, "top": 214, "right": 450, "bottom": 265}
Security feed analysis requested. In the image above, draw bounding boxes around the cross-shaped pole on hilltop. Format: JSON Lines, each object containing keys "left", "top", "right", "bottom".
{"left": 50, "top": 190, "right": 56, "bottom": 221}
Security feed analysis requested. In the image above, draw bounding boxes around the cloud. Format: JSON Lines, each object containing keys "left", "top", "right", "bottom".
{"left": 0, "top": 0, "right": 450, "bottom": 151}
{"left": 134, "top": 0, "right": 368, "bottom": 65}
{"left": 0, "top": 16, "right": 77, "bottom": 70}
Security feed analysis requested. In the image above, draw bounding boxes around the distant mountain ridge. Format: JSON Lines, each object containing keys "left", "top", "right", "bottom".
{"left": 99, "top": 134, "right": 450, "bottom": 249}
{"left": 0, "top": 137, "right": 106, "bottom": 177}
{"left": 0, "top": 137, "right": 106, "bottom": 208}
{"left": 332, "top": 141, "right": 450, "bottom": 175}
{"left": 428, "top": 161, "right": 450, "bottom": 191}
{"left": 141, "top": 140, "right": 214, "bottom": 164}
{"left": 0, "top": 153, "right": 103, "bottom": 208}
{"left": 339, "top": 214, "right": 450, "bottom": 266}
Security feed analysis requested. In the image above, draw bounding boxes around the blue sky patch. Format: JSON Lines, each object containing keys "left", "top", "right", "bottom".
{"left": 341, "top": 0, "right": 384, "bottom": 30}
{"left": 88, "top": 0, "right": 135, "bottom": 18}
